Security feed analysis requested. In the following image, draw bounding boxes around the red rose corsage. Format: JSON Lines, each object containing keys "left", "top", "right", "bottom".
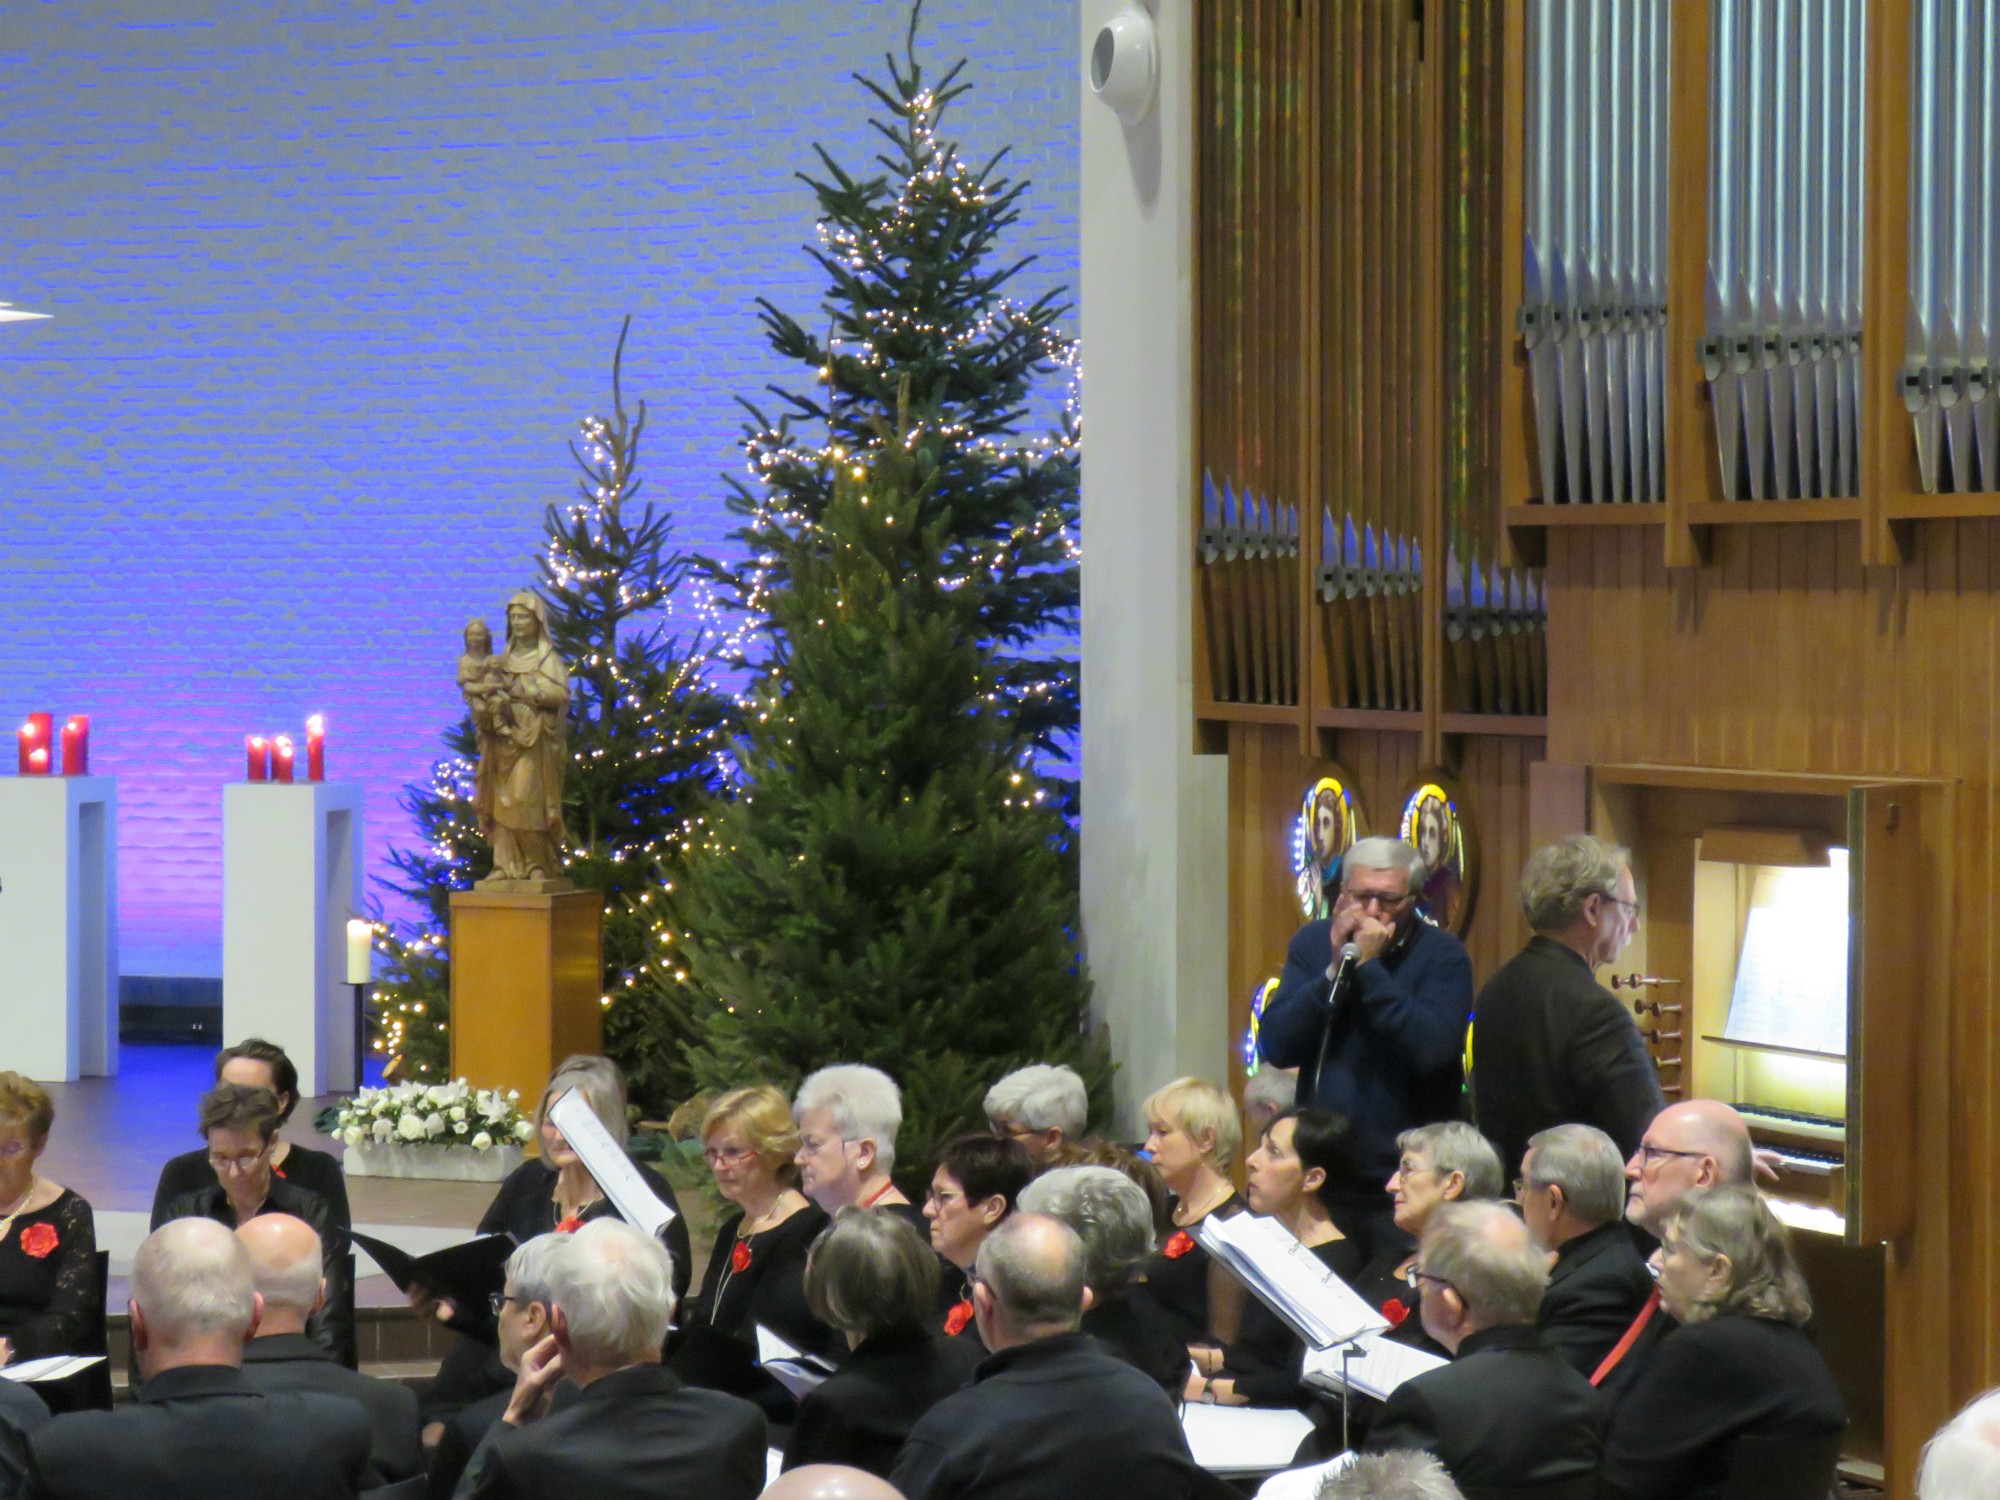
{"left": 18, "top": 1223, "right": 58, "bottom": 1260}
{"left": 944, "top": 1299, "right": 975, "bottom": 1337}
{"left": 1381, "top": 1297, "right": 1411, "bottom": 1328}
{"left": 555, "top": 1216, "right": 585, "bottom": 1235}
{"left": 730, "top": 1240, "right": 753, "bottom": 1274}
{"left": 1163, "top": 1230, "right": 1196, "bottom": 1260}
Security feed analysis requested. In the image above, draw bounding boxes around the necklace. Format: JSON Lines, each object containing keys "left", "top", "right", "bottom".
{"left": 0, "top": 1177, "right": 43, "bottom": 1245}
{"left": 1173, "top": 1179, "right": 1233, "bottom": 1228}
{"left": 740, "top": 1190, "right": 801, "bottom": 1237}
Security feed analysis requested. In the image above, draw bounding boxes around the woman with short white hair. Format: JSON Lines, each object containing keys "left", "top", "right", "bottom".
{"left": 983, "top": 1064, "right": 1089, "bottom": 1164}
{"left": 793, "top": 1064, "right": 923, "bottom": 1232}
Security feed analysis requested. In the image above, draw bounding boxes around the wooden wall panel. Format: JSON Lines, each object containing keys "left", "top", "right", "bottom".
{"left": 1545, "top": 519, "right": 1985, "bottom": 1489}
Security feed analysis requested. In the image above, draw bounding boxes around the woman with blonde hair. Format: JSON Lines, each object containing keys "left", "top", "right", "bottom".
{"left": 670, "top": 1085, "right": 840, "bottom": 1414}
{"left": 1600, "top": 1185, "right": 1846, "bottom": 1500}
{"left": 0, "top": 1073, "right": 100, "bottom": 1411}
{"left": 1139, "top": 1076, "right": 1247, "bottom": 1351}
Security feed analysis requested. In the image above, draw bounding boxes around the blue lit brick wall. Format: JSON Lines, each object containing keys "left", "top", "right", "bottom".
{"left": 0, "top": 0, "right": 1078, "bottom": 978}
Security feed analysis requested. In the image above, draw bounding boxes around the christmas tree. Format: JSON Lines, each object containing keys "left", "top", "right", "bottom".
{"left": 680, "top": 386, "right": 1101, "bottom": 1178}
{"left": 713, "top": 0, "right": 1080, "bottom": 773}
{"left": 371, "top": 319, "right": 735, "bottom": 1101}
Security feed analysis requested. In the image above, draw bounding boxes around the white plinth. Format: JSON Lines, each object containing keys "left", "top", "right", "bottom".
{"left": 223, "top": 781, "right": 364, "bottom": 1095}
{"left": 0, "top": 776, "right": 119, "bottom": 1082}
{"left": 342, "top": 1142, "right": 524, "bottom": 1181}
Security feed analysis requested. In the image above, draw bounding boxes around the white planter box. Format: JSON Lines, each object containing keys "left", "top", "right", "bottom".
{"left": 342, "top": 1142, "right": 524, "bottom": 1182}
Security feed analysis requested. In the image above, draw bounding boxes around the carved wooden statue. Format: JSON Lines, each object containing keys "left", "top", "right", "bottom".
{"left": 462, "top": 591, "right": 571, "bottom": 888}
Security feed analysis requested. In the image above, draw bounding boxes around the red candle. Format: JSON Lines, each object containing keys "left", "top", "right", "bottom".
{"left": 305, "top": 714, "right": 326, "bottom": 782}
{"left": 246, "top": 735, "right": 269, "bottom": 782}
{"left": 272, "top": 735, "right": 295, "bottom": 784}
{"left": 17, "top": 713, "right": 52, "bottom": 775}
{"left": 60, "top": 716, "right": 88, "bottom": 776}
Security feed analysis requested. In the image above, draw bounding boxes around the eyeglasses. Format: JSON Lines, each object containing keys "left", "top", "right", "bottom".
{"left": 926, "top": 1187, "right": 965, "bottom": 1209}
{"left": 1409, "top": 1268, "right": 1455, "bottom": 1297}
{"left": 1635, "top": 1142, "right": 1708, "bottom": 1169}
{"left": 207, "top": 1148, "right": 269, "bottom": 1173}
{"left": 1393, "top": 1161, "right": 1436, "bottom": 1180}
{"left": 703, "top": 1145, "right": 756, "bottom": 1167}
{"left": 1597, "top": 891, "right": 1641, "bottom": 915}
{"left": 489, "top": 1292, "right": 516, "bottom": 1316}
{"left": 1346, "top": 890, "right": 1414, "bottom": 912}
{"left": 798, "top": 1135, "right": 846, "bottom": 1157}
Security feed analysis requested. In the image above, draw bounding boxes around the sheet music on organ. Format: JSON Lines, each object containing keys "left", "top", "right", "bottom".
{"left": 1721, "top": 853, "right": 1850, "bottom": 1057}
{"left": 1302, "top": 1331, "right": 1447, "bottom": 1402}
{"left": 1195, "top": 1213, "right": 1389, "bottom": 1350}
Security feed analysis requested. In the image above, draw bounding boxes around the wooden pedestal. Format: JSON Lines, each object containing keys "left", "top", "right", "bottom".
{"left": 448, "top": 887, "right": 604, "bottom": 1108}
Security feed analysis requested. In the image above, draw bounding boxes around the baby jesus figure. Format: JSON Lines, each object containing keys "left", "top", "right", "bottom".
{"left": 457, "top": 619, "right": 524, "bottom": 743}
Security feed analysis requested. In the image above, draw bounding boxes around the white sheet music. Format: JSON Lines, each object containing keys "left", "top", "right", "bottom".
{"left": 1723, "top": 856, "right": 1849, "bottom": 1056}
{"left": 755, "top": 1322, "right": 837, "bottom": 1399}
{"left": 0, "top": 1354, "right": 104, "bottom": 1384}
{"left": 1196, "top": 1214, "right": 1389, "bottom": 1350}
{"left": 1302, "top": 1332, "right": 1447, "bottom": 1402}
{"left": 547, "top": 1088, "right": 678, "bottom": 1239}
{"left": 1181, "top": 1403, "right": 1317, "bottom": 1476}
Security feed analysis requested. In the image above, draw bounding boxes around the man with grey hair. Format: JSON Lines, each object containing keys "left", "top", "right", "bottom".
{"left": 30, "top": 1218, "right": 370, "bottom": 1500}
{"left": 1260, "top": 835, "right": 1475, "bottom": 1259}
{"left": 236, "top": 1213, "right": 422, "bottom": 1485}
{"left": 794, "top": 1064, "right": 923, "bottom": 1228}
{"left": 1469, "top": 834, "right": 1662, "bottom": 1176}
{"left": 1314, "top": 1451, "right": 1464, "bottom": 1500}
{"left": 460, "top": 1219, "right": 765, "bottom": 1499}
{"left": 1918, "top": 1387, "right": 2000, "bottom": 1500}
{"left": 984, "top": 1064, "right": 1089, "bottom": 1164}
{"left": 1018, "top": 1165, "right": 1191, "bottom": 1395}
{"left": 1364, "top": 1203, "right": 1603, "bottom": 1492}
{"left": 892, "top": 1214, "right": 1205, "bottom": 1500}
{"left": 1517, "top": 1125, "right": 1656, "bottom": 1378}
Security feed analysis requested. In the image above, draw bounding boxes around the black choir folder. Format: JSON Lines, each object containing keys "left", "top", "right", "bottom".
{"left": 1195, "top": 1213, "right": 1446, "bottom": 1401}
{"left": 351, "top": 1230, "right": 516, "bottom": 1309}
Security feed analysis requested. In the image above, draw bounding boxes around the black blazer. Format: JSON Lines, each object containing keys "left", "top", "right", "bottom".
{"left": 28, "top": 1363, "right": 371, "bottom": 1500}
{"left": 155, "top": 1176, "right": 353, "bottom": 1368}
{"left": 152, "top": 1143, "right": 351, "bottom": 1232}
{"left": 0, "top": 1376, "right": 49, "bottom": 1500}
{"left": 1366, "top": 1323, "right": 1605, "bottom": 1499}
{"left": 1598, "top": 1313, "right": 1847, "bottom": 1500}
{"left": 457, "top": 1362, "right": 765, "bottom": 1500}
{"left": 892, "top": 1331, "right": 1207, "bottom": 1500}
{"left": 239, "top": 1332, "right": 422, "bottom": 1484}
{"left": 1468, "top": 936, "right": 1664, "bottom": 1176}
{"left": 1537, "top": 1222, "right": 1658, "bottom": 1379}
{"left": 782, "top": 1327, "right": 983, "bottom": 1478}
{"left": 1080, "top": 1285, "right": 1193, "bottom": 1398}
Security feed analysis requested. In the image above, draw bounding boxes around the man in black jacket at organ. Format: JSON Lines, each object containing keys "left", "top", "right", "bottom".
{"left": 1258, "top": 837, "right": 1475, "bottom": 1260}
{"left": 1470, "top": 834, "right": 1663, "bottom": 1177}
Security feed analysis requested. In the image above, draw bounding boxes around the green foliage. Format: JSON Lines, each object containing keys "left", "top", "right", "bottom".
{"left": 372, "top": 320, "right": 735, "bottom": 1103}
{"left": 682, "top": 396, "right": 1103, "bottom": 1181}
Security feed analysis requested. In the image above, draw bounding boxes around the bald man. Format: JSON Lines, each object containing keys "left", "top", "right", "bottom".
{"left": 1592, "top": 1101, "right": 1758, "bottom": 1404}
{"left": 892, "top": 1215, "right": 1204, "bottom": 1500}
{"left": 759, "top": 1464, "right": 905, "bottom": 1500}
{"left": 235, "top": 1214, "right": 422, "bottom": 1486}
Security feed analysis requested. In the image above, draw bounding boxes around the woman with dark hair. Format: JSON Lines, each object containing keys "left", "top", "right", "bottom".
{"left": 150, "top": 1037, "right": 350, "bottom": 1234}
{"left": 1188, "top": 1107, "right": 1364, "bottom": 1407}
{"left": 923, "top": 1133, "right": 1034, "bottom": 1337}
{"left": 154, "top": 1083, "right": 352, "bottom": 1361}
{"left": 783, "top": 1210, "right": 983, "bottom": 1477}
{"left": 1601, "top": 1185, "right": 1846, "bottom": 1500}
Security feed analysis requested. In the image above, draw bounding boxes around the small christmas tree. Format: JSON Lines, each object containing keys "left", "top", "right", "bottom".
{"left": 372, "top": 320, "right": 735, "bottom": 1102}
{"left": 713, "top": 0, "right": 1080, "bottom": 772}
{"left": 680, "top": 387, "right": 1101, "bottom": 1176}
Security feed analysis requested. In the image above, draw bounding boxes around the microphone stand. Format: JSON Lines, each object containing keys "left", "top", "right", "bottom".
{"left": 1306, "top": 942, "right": 1361, "bottom": 1100}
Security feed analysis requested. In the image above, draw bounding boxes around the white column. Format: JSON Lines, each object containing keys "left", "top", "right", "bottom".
{"left": 1080, "top": 0, "right": 1229, "bottom": 1137}
{"left": 222, "top": 782, "right": 364, "bottom": 1094}
{"left": 0, "top": 776, "right": 119, "bottom": 1082}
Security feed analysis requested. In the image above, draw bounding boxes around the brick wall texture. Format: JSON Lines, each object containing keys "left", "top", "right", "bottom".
{"left": 0, "top": 1, "right": 1079, "bottom": 976}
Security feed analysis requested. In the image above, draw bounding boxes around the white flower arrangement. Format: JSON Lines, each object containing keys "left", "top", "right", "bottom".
{"left": 330, "top": 1080, "right": 530, "bottom": 1153}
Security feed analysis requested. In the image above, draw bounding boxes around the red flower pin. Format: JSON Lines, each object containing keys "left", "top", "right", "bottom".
{"left": 1381, "top": 1297, "right": 1411, "bottom": 1328}
{"left": 944, "top": 1299, "right": 975, "bottom": 1337}
{"left": 18, "top": 1223, "right": 58, "bottom": 1260}
{"left": 1163, "top": 1230, "right": 1196, "bottom": 1260}
{"left": 730, "top": 1240, "right": 753, "bottom": 1275}
{"left": 555, "top": 1216, "right": 584, "bottom": 1235}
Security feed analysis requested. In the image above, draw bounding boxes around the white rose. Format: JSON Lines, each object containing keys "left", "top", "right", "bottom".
{"left": 396, "top": 1113, "right": 426, "bottom": 1141}
{"left": 427, "top": 1087, "right": 450, "bottom": 1109}
{"left": 424, "top": 1112, "right": 447, "bottom": 1137}
{"left": 472, "top": 1131, "right": 494, "bottom": 1151}
{"left": 449, "top": 1106, "right": 467, "bottom": 1123}
{"left": 342, "top": 1126, "right": 365, "bottom": 1148}
{"left": 513, "top": 1119, "right": 535, "bottom": 1142}
{"left": 372, "top": 1117, "right": 394, "bottom": 1142}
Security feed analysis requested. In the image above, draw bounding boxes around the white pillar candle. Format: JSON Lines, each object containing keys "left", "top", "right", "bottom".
{"left": 345, "top": 919, "right": 373, "bottom": 985}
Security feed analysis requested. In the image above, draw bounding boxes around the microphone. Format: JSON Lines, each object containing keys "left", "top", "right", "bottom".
{"left": 1307, "top": 942, "right": 1362, "bottom": 1099}
{"left": 1325, "top": 940, "right": 1362, "bottom": 999}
